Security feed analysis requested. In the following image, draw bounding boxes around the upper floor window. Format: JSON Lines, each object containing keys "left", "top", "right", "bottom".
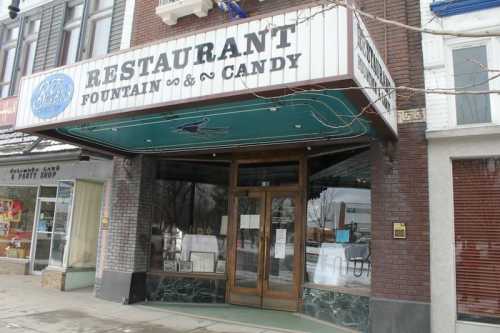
{"left": 60, "top": 3, "right": 84, "bottom": 65}
{"left": 0, "top": 26, "right": 20, "bottom": 98}
{"left": 87, "top": 0, "right": 113, "bottom": 58}
{"left": 18, "top": 18, "right": 40, "bottom": 86}
{"left": 452, "top": 45, "right": 491, "bottom": 125}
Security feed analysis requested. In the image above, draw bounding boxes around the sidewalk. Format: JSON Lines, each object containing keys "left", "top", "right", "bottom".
{"left": 0, "top": 275, "right": 354, "bottom": 333}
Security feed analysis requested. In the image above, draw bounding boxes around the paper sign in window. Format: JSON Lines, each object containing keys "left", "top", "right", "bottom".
{"left": 240, "top": 215, "right": 260, "bottom": 229}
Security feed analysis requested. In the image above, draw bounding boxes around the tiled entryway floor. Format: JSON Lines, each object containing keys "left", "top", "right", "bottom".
{"left": 146, "top": 303, "right": 358, "bottom": 333}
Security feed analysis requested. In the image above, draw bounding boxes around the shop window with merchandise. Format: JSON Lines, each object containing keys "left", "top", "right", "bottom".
{"left": 0, "top": 186, "right": 38, "bottom": 260}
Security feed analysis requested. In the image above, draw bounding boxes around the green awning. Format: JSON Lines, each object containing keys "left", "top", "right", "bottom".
{"left": 57, "top": 91, "right": 373, "bottom": 154}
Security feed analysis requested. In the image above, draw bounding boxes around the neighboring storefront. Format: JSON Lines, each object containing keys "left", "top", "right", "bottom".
{"left": 14, "top": 2, "right": 430, "bottom": 333}
{"left": 0, "top": 148, "right": 113, "bottom": 289}
{"left": 0, "top": 97, "right": 112, "bottom": 290}
{"left": 422, "top": 1, "right": 500, "bottom": 332}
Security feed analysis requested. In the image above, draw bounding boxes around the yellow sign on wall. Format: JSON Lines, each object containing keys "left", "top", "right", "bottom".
{"left": 393, "top": 223, "right": 407, "bottom": 239}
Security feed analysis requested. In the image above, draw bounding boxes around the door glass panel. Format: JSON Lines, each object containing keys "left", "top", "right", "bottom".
{"left": 33, "top": 233, "right": 51, "bottom": 271}
{"left": 49, "top": 233, "right": 66, "bottom": 266}
{"left": 267, "top": 196, "right": 295, "bottom": 293}
{"left": 53, "top": 182, "right": 74, "bottom": 233}
{"left": 235, "top": 196, "right": 262, "bottom": 289}
{"left": 33, "top": 201, "right": 56, "bottom": 272}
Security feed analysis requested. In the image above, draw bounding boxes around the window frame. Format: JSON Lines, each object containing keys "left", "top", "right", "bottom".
{"left": 59, "top": 1, "right": 85, "bottom": 66}
{"left": 83, "top": 0, "right": 113, "bottom": 60}
{"left": 0, "top": 23, "right": 21, "bottom": 98}
{"left": 15, "top": 16, "right": 41, "bottom": 94}
{"left": 445, "top": 37, "right": 499, "bottom": 128}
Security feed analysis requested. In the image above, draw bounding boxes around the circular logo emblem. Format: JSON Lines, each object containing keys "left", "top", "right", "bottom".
{"left": 31, "top": 73, "right": 74, "bottom": 119}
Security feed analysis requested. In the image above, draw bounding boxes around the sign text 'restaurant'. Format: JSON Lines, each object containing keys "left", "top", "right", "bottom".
{"left": 82, "top": 24, "right": 302, "bottom": 106}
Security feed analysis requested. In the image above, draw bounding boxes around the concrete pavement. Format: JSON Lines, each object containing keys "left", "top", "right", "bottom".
{"left": 0, "top": 275, "right": 345, "bottom": 333}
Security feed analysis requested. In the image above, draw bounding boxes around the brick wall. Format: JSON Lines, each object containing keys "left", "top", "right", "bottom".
{"left": 131, "top": 0, "right": 425, "bottom": 110}
{"left": 132, "top": 0, "right": 316, "bottom": 47}
{"left": 371, "top": 122, "right": 430, "bottom": 303}
{"left": 131, "top": 0, "right": 430, "bottom": 305}
{"left": 105, "top": 156, "right": 155, "bottom": 273}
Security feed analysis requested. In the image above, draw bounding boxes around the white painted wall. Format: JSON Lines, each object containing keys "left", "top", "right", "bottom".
{"left": 420, "top": 1, "right": 500, "bottom": 332}
{"left": 420, "top": 0, "right": 500, "bottom": 132}
{"left": 428, "top": 131, "right": 500, "bottom": 333}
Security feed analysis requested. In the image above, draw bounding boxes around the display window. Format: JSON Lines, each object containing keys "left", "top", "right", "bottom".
{"left": 305, "top": 149, "right": 371, "bottom": 292}
{"left": 0, "top": 186, "right": 38, "bottom": 259}
{"left": 150, "top": 161, "right": 229, "bottom": 275}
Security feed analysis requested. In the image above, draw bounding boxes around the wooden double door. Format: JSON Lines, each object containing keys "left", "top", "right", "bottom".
{"left": 228, "top": 189, "right": 302, "bottom": 311}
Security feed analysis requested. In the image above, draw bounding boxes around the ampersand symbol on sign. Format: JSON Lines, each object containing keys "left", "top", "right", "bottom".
{"left": 184, "top": 74, "right": 196, "bottom": 87}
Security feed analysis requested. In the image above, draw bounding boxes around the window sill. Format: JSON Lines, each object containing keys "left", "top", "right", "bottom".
{"left": 430, "top": 0, "right": 500, "bottom": 17}
{"left": 426, "top": 123, "right": 500, "bottom": 140}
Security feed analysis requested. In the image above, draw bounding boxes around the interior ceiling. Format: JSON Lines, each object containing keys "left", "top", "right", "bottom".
{"left": 56, "top": 90, "right": 374, "bottom": 154}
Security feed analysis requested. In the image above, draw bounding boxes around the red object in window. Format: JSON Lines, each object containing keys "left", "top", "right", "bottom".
{"left": 9, "top": 200, "right": 22, "bottom": 219}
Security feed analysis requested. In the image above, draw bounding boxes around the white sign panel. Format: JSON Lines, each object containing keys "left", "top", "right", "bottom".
{"left": 16, "top": 5, "right": 396, "bottom": 135}
{"left": 16, "top": 5, "right": 350, "bottom": 130}
{"left": 352, "top": 15, "right": 397, "bottom": 132}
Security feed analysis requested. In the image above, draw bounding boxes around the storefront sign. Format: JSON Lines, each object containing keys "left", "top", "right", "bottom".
{"left": 9, "top": 165, "right": 60, "bottom": 181}
{"left": 0, "top": 159, "right": 112, "bottom": 186}
{"left": 0, "top": 97, "right": 17, "bottom": 128}
{"left": 16, "top": 5, "right": 396, "bottom": 135}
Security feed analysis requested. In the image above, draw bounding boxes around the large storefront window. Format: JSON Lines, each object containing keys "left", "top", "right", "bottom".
{"left": 150, "top": 161, "right": 229, "bottom": 275}
{"left": 305, "top": 149, "right": 371, "bottom": 291}
{"left": 0, "top": 186, "right": 38, "bottom": 259}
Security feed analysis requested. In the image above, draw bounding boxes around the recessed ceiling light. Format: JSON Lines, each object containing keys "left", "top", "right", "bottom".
{"left": 145, "top": 139, "right": 152, "bottom": 143}
{"left": 294, "top": 124, "right": 302, "bottom": 129}
{"left": 111, "top": 128, "right": 118, "bottom": 132}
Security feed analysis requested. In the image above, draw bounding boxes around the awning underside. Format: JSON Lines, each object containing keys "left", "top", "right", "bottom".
{"left": 56, "top": 91, "right": 374, "bottom": 154}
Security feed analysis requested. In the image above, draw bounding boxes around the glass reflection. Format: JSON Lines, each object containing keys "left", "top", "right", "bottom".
{"left": 150, "top": 161, "right": 229, "bottom": 274}
{"left": 267, "top": 196, "right": 295, "bottom": 293}
{"left": 306, "top": 150, "right": 372, "bottom": 290}
{"left": 235, "top": 196, "right": 261, "bottom": 288}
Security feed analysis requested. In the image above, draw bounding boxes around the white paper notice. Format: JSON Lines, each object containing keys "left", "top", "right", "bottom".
{"left": 220, "top": 216, "right": 228, "bottom": 235}
{"left": 250, "top": 215, "right": 260, "bottom": 229}
{"left": 276, "top": 229, "right": 287, "bottom": 243}
{"left": 240, "top": 215, "right": 250, "bottom": 229}
{"left": 275, "top": 243, "right": 286, "bottom": 259}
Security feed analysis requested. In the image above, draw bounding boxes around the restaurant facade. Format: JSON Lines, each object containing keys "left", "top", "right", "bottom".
{"left": 14, "top": 1, "right": 430, "bottom": 332}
